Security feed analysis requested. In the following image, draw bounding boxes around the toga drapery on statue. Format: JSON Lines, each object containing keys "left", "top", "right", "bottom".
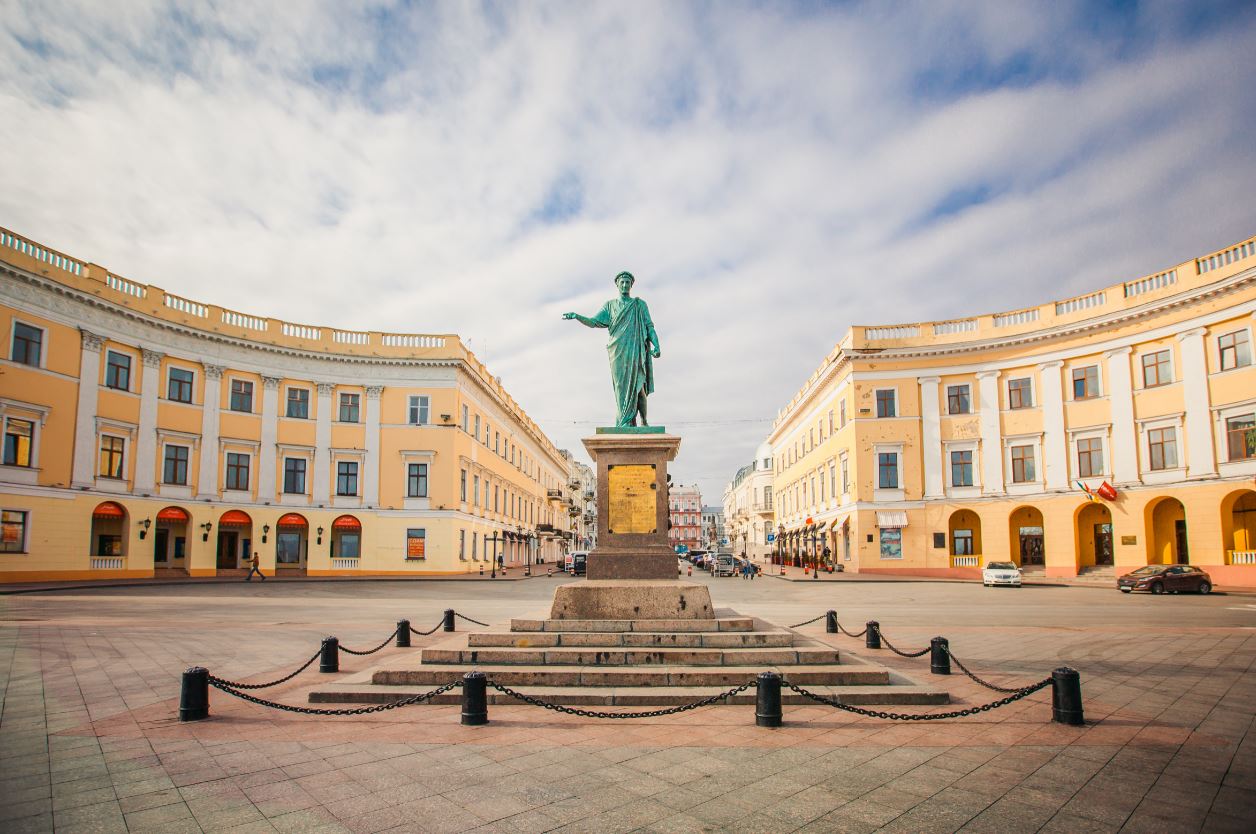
{"left": 563, "top": 271, "right": 662, "bottom": 427}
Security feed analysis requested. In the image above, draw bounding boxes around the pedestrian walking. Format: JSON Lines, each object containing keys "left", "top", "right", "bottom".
{"left": 246, "top": 552, "right": 265, "bottom": 581}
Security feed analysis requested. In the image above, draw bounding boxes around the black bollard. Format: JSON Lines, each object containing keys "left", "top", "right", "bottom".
{"left": 319, "top": 637, "right": 339, "bottom": 673}
{"left": 755, "top": 672, "right": 782, "bottom": 727}
{"left": 930, "top": 637, "right": 950, "bottom": 675}
{"left": 825, "top": 610, "right": 838, "bottom": 634}
{"left": 179, "top": 667, "right": 209, "bottom": 722}
{"left": 1052, "top": 667, "right": 1084, "bottom": 725}
{"left": 461, "top": 672, "right": 488, "bottom": 725}
{"left": 396, "top": 620, "right": 411, "bottom": 648}
{"left": 866, "top": 621, "right": 881, "bottom": 649}
{"left": 443, "top": 609, "right": 456, "bottom": 632}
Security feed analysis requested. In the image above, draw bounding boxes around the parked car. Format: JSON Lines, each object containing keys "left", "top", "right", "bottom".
{"left": 982, "top": 561, "right": 1022, "bottom": 587}
{"left": 1118, "top": 564, "right": 1212, "bottom": 594}
{"left": 570, "top": 552, "right": 587, "bottom": 576}
{"left": 714, "top": 553, "right": 736, "bottom": 577}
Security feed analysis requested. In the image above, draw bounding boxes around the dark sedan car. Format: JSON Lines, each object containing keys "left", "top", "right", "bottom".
{"left": 1118, "top": 564, "right": 1212, "bottom": 595}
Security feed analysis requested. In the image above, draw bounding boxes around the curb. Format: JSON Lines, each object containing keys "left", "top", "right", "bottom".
{"left": 0, "top": 572, "right": 556, "bottom": 595}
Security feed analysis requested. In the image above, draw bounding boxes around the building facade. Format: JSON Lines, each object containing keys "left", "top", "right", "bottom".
{"left": 667, "top": 484, "right": 703, "bottom": 552}
{"left": 722, "top": 441, "right": 774, "bottom": 562}
{"left": 769, "top": 234, "right": 1256, "bottom": 586}
{"left": 0, "top": 227, "right": 573, "bottom": 581}
{"left": 700, "top": 506, "right": 726, "bottom": 551}
{"left": 569, "top": 458, "right": 596, "bottom": 550}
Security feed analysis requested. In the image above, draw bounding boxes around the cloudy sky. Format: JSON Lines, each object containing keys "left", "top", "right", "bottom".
{"left": 4, "top": 0, "right": 1255, "bottom": 504}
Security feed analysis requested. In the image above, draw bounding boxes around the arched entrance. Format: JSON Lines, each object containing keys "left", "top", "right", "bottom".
{"left": 1220, "top": 490, "right": 1256, "bottom": 565}
{"left": 331, "top": 515, "right": 361, "bottom": 565}
{"left": 1146, "top": 497, "right": 1188, "bottom": 565}
{"left": 275, "top": 513, "right": 308, "bottom": 572}
{"left": 154, "top": 507, "right": 190, "bottom": 572}
{"left": 217, "top": 510, "right": 252, "bottom": 569}
{"left": 1008, "top": 506, "right": 1045, "bottom": 566}
{"left": 90, "top": 501, "right": 127, "bottom": 568}
{"left": 948, "top": 509, "right": 982, "bottom": 567}
{"left": 1076, "top": 503, "right": 1113, "bottom": 568}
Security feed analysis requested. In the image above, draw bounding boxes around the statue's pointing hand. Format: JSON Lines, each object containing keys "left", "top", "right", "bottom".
{"left": 562, "top": 312, "right": 576, "bottom": 320}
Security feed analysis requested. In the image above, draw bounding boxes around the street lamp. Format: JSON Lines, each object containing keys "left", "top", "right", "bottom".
{"left": 811, "top": 525, "right": 820, "bottom": 580}
{"left": 488, "top": 532, "right": 499, "bottom": 578}
{"left": 776, "top": 524, "right": 785, "bottom": 574}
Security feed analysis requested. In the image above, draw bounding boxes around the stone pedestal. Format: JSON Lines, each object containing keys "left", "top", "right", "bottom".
{"left": 549, "top": 580, "right": 713, "bottom": 620}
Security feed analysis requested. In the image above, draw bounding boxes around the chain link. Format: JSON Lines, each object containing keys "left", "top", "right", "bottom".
{"left": 941, "top": 645, "right": 1028, "bottom": 693}
{"left": 789, "top": 615, "right": 826, "bottom": 628}
{"left": 486, "top": 679, "right": 757, "bottom": 719}
{"left": 875, "top": 629, "right": 931, "bottom": 658}
{"left": 209, "top": 648, "right": 322, "bottom": 690}
{"left": 207, "top": 677, "right": 462, "bottom": 715}
{"left": 836, "top": 620, "right": 868, "bottom": 638}
{"left": 783, "top": 678, "right": 1051, "bottom": 721}
{"left": 410, "top": 620, "right": 444, "bottom": 637}
{"left": 338, "top": 627, "right": 400, "bottom": 656}
{"left": 456, "top": 613, "right": 490, "bottom": 627}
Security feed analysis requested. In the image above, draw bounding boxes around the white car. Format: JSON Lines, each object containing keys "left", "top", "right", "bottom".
{"left": 982, "top": 561, "right": 1022, "bottom": 587}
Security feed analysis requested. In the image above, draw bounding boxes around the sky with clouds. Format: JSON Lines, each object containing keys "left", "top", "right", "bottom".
{"left": 3, "top": 0, "right": 1255, "bottom": 505}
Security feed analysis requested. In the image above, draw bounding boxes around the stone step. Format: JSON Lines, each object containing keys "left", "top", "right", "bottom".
{"left": 308, "top": 683, "right": 949, "bottom": 707}
{"left": 468, "top": 630, "right": 795, "bottom": 649}
{"left": 420, "top": 645, "right": 840, "bottom": 666}
{"left": 510, "top": 617, "right": 754, "bottom": 633}
{"left": 370, "top": 663, "right": 886, "bottom": 687}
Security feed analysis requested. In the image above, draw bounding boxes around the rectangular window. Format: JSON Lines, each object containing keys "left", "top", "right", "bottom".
{"left": 337, "top": 533, "right": 360, "bottom": 559}
{"left": 950, "top": 450, "right": 973, "bottom": 487}
{"left": 336, "top": 461, "right": 358, "bottom": 496}
{"left": 1077, "top": 437, "right": 1104, "bottom": 478}
{"left": 460, "top": 469, "right": 467, "bottom": 502}
{"left": 230, "top": 379, "right": 253, "bottom": 412}
{"left": 459, "top": 529, "right": 466, "bottom": 560}
{"left": 947, "top": 385, "right": 971, "bottom": 415}
{"left": 407, "top": 463, "right": 428, "bottom": 498}
{"left": 472, "top": 532, "right": 478, "bottom": 560}
{"left": 1007, "top": 378, "right": 1032, "bottom": 409}
{"left": 99, "top": 435, "right": 124, "bottom": 478}
{"left": 1010, "top": 445, "right": 1035, "bottom": 483}
{"left": 879, "top": 527, "right": 902, "bottom": 559}
{"left": 829, "top": 461, "right": 836, "bottom": 499}
{"left": 841, "top": 457, "right": 849, "bottom": 493}
{"left": 408, "top": 395, "right": 430, "bottom": 425}
{"left": 493, "top": 485, "right": 500, "bottom": 513}
{"left": 226, "top": 453, "right": 250, "bottom": 491}
{"left": 406, "top": 528, "right": 426, "bottom": 559}
{"left": 1072, "top": 366, "right": 1099, "bottom": 399}
{"left": 875, "top": 389, "right": 896, "bottom": 418}
{"left": 168, "top": 367, "right": 194, "bottom": 403}
{"left": 162, "top": 445, "right": 189, "bottom": 485}
{"left": 1219, "top": 330, "right": 1252, "bottom": 371}
{"left": 475, "top": 414, "right": 481, "bottom": 441}
{"left": 877, "top": 452, "right": 898, "bottom": 489}
{"left": 105, "top": 350, "right": 131, "bottom": 390}
{"left": 462, "top": 405, "right": 469, "bottom": 432}
{"left": 839, "top": 400, "right": 847, "bottom": 427}
{"left": 1147, "top": 427, "right": 1178, "bottom": 471}
{"left": 3, "top": 418, "right": 33, "bottom": 467}
{"left": 1, "top": 509, "right": 28, "bottom": 553}
{"left": 1227, "top": 415, "right": 1256, "bottom": 460}
{"left": 11, "top": 322, "right": 42, "bottom": 367}
{"left": 339, "top": 393, "right": 359, "bottom": 423}
{"left": 283, "top": 457, "right": 307, "bottom": 494}
{"left": 495, "top": 431, "right": 500, "bottom": 454}
{"left": 952, "top": 529, "right": 974, "bottom": 556}
{"left": 473, "top": 474, "right": 480, "bottom": 506}
{"left": 828, "top": 410, "right": 834, "bottom": 434}
{"left": 1141, "top": 350, "right": 1172, "bottom": 388}
{"left": 286, "top": 387, "right": 309, "bottom": 418}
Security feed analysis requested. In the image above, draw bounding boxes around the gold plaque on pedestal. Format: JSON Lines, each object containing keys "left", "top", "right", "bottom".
{"left": 607, "top": 464, "right": 656, "bottom": 534}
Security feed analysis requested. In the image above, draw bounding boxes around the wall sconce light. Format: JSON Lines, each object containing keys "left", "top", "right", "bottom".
{"left": 138, "top": 518, "right": 152, "bottom": 540}
{"left": 440, "top": 413, "right": 452, "bottom": 423}
{"left": 261, "top": 523, "right": 270, "bottom": 544}
{"left": 317, "top": 526, "right": 324, "bottom": 545}
{"left": 201, "top": 521, "right": 213, "bottom": 542}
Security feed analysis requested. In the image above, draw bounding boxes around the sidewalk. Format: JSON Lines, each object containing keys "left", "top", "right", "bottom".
{"left": 764, "top": 568, "right": 1256, "bottom": 593}
{"left": 0, "top": 569, "right": 555, "bottom": 595}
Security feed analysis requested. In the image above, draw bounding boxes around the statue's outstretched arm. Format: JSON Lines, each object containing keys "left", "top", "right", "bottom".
{"left": 562, "top": 312, "right": 602, "bottom": 328}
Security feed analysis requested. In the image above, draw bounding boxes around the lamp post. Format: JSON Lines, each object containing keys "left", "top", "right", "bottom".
{"left": 811, "top": 526, "right": 820, "bottom": 580}
{"left": 488, "top": 532, "right": 499, "bottom": 578}
{"left": 777, "top": 524, "right": 785, "bottom": 574}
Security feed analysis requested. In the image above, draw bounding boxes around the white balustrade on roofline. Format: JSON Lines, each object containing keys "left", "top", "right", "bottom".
{"left": 382, "top": 334, "right": 446, "bottom": 348}
{"left": 993, "top": 308, "right": 1039, "bottom": 327}
{"left": 223, "top": 310, "right": 267, "bottom": 331}
{"left": 1197, "top": 240, "right": 1255, "bottom": 274}
{"left": 106, "top": 274, "right": 147, "bottom": 298}
{"left": 864, "top": 325, "right": 921, "bottom": 340}
{"left": 1055, "top": 291, "right": 1105, "bottom": 316}
{"left": 164, "top": 293, "right": 208, "bottom": 318}
{"left": 1, "top": 231, "right": 85, "bottom": 275}
{"left": 333, "top": 330, "right": 370, "bottom": 345}
{"left": 933, "top": 320, "right": 978, "bottom": 336}
{"left": 282, "top": 322, "right": 321, "bottom": 340}
{"left": 1124, "top": 269, "right": 1177, "bottom": 298}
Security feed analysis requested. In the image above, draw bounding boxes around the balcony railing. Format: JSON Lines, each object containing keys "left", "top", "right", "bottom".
{"left": 1228, "top": 550, "right": 1256, "bottom": 565}
{"left": 951, "top": 555, "right": 980, "bottom": 568}
{"left": 91, "top": 557, "right": 124, "bottom": 570}
{"left": 331, "top": 557, "right": 360, "bottom": 569}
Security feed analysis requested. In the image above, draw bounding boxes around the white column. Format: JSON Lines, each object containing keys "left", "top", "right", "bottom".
{"left": 1039, "top": 361, "right": 1068, "bottom": 491}
{"left": 364, "top": 386, "right": 383, "bottom": 506}
{"left": 919, "top": 376, "right": 943, "bottom": 498}
{"left": 258, "top": 376, "right": 281, "bottom": 501}
{"left": 1105, "top": 346, "right": 1138, "bottom": 485}
{"left": 196, "top": 364, "right": 224, "bottom": 498}
{"left": 1177, "top": 327, "right": 1217, "bottom": 478}
{"left": 71, "top": 330, "right": 103, "bottom": 488}
{"left": 315, "top": 383, "right": 333, "bottom": 502}
{"left": 133, "top": 349, "right": 163, "bottom": 492}
{"left": 976, "top": 371, "right": 1004, "bottom": 494}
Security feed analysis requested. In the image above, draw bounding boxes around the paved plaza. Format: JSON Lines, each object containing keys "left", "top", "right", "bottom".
{"left": 1, "top": 575, "right": 1254, "bottom": 833}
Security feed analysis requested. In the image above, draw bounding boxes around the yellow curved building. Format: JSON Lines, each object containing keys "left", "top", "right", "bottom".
{"left": 0, "top": 227, "right": 575, "bottom": 581}
{"left": 769, "top": 234, "right": 1256, "bottom": 587}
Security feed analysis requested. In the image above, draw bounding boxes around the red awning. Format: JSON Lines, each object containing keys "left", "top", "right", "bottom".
{"left": 332, "top": 515, "right": 361, "bottom": 531}
{"left": 277, "top": 513, "right": 307, "bottom": 528}
{"left": 92, "top": 501, "right": 126, "bottom": 519}
{"left": 219, "top": 509, "right": 252, "bottom": 527}
{"left": 157, "top": 507, "right": 189, "bottom": 522}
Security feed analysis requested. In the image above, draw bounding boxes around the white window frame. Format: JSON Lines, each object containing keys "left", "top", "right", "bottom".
{"left": 1137, "top": 347, "right": 1176, "bottom": 390}
{"left": 1005, "top": 376, "right": 1036, "bottom": 410}
{"left": 97, "top": 431, "right": 129, "bottom": 484}
{"left": 408, "top": 395, "right": 430, "bottom": 426}
{"left": 1068, "top": 426, "right": 1110, "bottom": 481}
{"left": 1002, "top": 433, "right": 1043, "bottom": 494}
{"left": 330, "top": 448, "right": 365, "bottom": 506}
{"left": 283, "top": 385, "right": 312, "bottom": 420}
{"left": 1213, "top": 399, "right": 1256, "bottom": 471}
{"left": 874, "top": 387, "right": 898, "bottom": 419}
{"left": 165, "top": 364, "right": 197, "bottom": 405}
{"left": 0, "top": 399, "right": 48, "bottom": 484}
{"left": 160, "top": 440, "right": 193, "bottom": 487}
{"left": 222, "top": 449, "right": 253, "bottom": 496}
{"left": 9, "top": 318, "right": 48, "bottom": 370}
{"left": 946, "top": 383, "right": 972, "bottom": 416}
{"left": 226, "top": 375, "right": 256, "bottom": 414}
{"left": 1136, "top": 414, "right": 1185, "bottom": 483}
{"left": 399, "top": 449, "right": 435, "bottom": 510}
{"left": 873, "top": 442, "right": 904, "bottom": 502}
{"left": 1068, "top": 363, "right": 1104, "bottom": 401}
{"left": 281, "top": 454, "right": 311, "bottom": 499}
{"left": 1215, "top": 325, "right": 1254, "bottom": 373}
{"left": 104, "top": 347, "right": 137, "bottom": 392}
{"left": 943, "top": 439, "right": 981, "bottom": 497}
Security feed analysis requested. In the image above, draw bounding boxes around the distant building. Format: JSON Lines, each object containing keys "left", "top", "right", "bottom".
{"left": 571, "top": 459, "right": 596, "bottom": 550}
{"left": 701, "top": 506, "right": 725, "bottom": 550}
{"left": 722, "top": 441, "right": 774, "bottom": 562}
{"left": 668, "top": 485, "right": 702, "bottom": 552}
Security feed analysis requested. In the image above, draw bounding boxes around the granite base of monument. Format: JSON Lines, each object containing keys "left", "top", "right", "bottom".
{"left": 549, "top": 580, "right": 713, "bottom": 620}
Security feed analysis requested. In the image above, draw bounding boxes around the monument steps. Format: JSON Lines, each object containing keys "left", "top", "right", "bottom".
{"left": 420, "top": 642, "right": 841, "bottom": 666}
{"left": 371, "top": 663, "right": 889, "bottom": 687}
{"left": 509, "top": 616, "right": 754, "bottom": 633}
{"left": 467, "top": 629, "right": 795, "bottom": 648}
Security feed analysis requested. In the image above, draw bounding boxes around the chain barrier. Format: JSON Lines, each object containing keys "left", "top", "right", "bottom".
{"left": 456, "top": 613, "right": 490, "bottom": 627}
{"left": 783, "top": 678, "right": 1051, "bottom": 721}
{"left": 209, "top": 648, "right": 322, "bottom": 690}
{"left": 788, "top": 614, "right": 826, "bottom": 628}
{"left": 339, "top": 627, "right": 400, "bottom": 656}
{"left": 942, "top": 646, "right": 1029, "bottom": 694}
{"left": 835, "top": 620, "right": 868, "bottom": 638}
{"left": 207, "top": 677, "right": 462, "bottom": 715}
{"left": 874, "top": 629, "right": 931, "bottom": 658}
{"left": 409, "top": 621, "right": 443, "bottom": 636}
{"left": 486, "top": 679, "right": 757, "bottom": 719}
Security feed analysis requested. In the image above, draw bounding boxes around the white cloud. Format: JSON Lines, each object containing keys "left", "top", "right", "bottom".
{"left": 2, "top": 0, "right": 1254, "bottom": 504}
